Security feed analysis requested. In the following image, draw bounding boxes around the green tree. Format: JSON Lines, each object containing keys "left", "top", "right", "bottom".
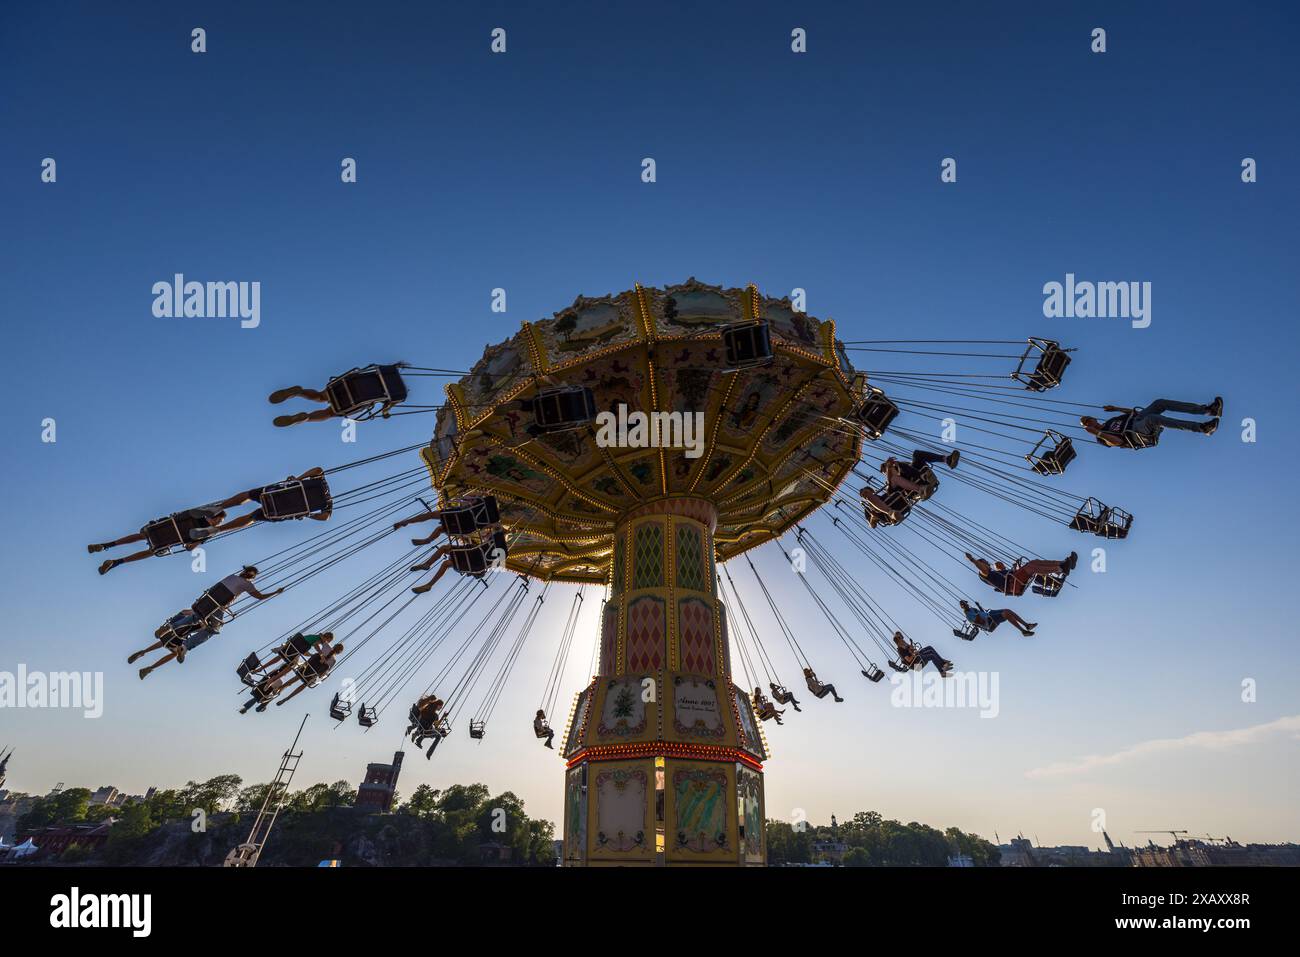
{"left": 400, "top": 784, "right": 442, "bottom": 818}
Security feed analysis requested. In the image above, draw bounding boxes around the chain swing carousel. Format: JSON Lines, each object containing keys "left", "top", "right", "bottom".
{"left": 424, "top": 279, "right": 865, "bottom": 866}
{"left": 97, "top": 275, "right": 1221, "bottom": 867}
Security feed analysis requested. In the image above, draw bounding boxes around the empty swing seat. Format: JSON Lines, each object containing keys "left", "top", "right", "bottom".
{"left": 325, "top": 365, "right": 408, "bottom": 419}
{"left": 1070, "top": 499, "right": 1133, "bottom": 539}
{"left": 329, "top": 693, "right": 352, "bottom": 721}
{"left": 1099, "top": 505, "right": 1133, "bottom": 539}
{"left": 1069, "top": 498, "right": 1107, "bottom": 535}
{"left": 259, "top": 476, "right": 333, "bottom": 520}
{"left": 720, "top": 319, "right": 774, "bottom": 369}
{"left": 469, "top": 720, "right": 486, "bottom": 740}
{"left": 1026, "top": 430, "right": 1077, "bottom": 476}
{"left": 530, "top": 386, "right": 597, "bottom": 434}
{"left": 1012, "top": 338, "right": 1072, "bottom": 392}
{"left": 357, "top": 705, "right": 378, "bottom": 728}
{"left": 862, "top": 664, "right": 886, "bottom": 682}
{"left": 852, "top": 386, "right": 899, "bottom": 440}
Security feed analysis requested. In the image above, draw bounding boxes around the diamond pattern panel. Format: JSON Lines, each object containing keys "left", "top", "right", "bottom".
{"left": 600, "top": 602, "right": 618, "bottom": 675}
{"left": 632, "top": 521, "right": 664, "bottom": 589}
{"left": 675, "top": 524, "right": 708, "bottom": 593}
{"left": 625, "top": 596, "right": 665, "bottom": 672}
{"left": 677, "top": 597, "right": 715, "bottom": 676}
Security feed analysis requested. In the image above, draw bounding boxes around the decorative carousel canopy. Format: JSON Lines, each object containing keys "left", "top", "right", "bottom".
{"left": 423, "top": 279, "right": 865, "bottom": 582}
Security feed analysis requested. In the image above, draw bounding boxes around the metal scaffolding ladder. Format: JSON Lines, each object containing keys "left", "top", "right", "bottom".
{"left": 223, "top": 714, "right": 308, "bottom": 868}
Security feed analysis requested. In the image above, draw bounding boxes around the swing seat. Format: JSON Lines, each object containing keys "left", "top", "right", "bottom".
{"left": 236, "top": 653, "right": 263, "bottom": 687}
{"left": 294, "top": 655, "right": 334, "bottom": 687}
{"left": 144, "top": 512, "right": 210, "bottom": 556}
{"left": 1030, "top": 575, "right": 1065, "bottom": 597}
{"left": 720, "top": 319, "right": 774, "bottom": 370}
{"left": 470, "top": 494, "right": 500, "bottom": 527}
{"left": 852, "top": 386, "right": 899, "bottom": 440}
{"left": 469, "top": 720, "right": 486, "bottom": 740}
{"left": 1099, "top": 506, "right": 1133, "bottom": 539}
{"left": 530, "top": 386, "right": 597, "bottom": 434}
{"left": 770, "top": 684, "right": 795, "bottom": 704}
{"left": 449, "top": 541, "right": 492, "bottom": 575}
{"left": 1119, "top": 429, "right": 1159, "bottom": 450}
{"left": 862, "top": 486, "right": 913, "bottom": 526}
{"left": 1026, "top": 430, "right": 1076, "bottom": 476}
{"left": 862, "top": 665, "right": 886, "bottom": 682}
{"left": 328, "top": 692, "right": 352, "bottom": 721}
{"left": 1071, "top": 499, "right": 1132, "bottom": 539}
{"left": 274, "top": 632, "right": 314, "bottom": 664}
{"left": 156, "top": 622, "right": 188, "bottom": 650}
{"left": 1069, "top": 509, "right": 1104, "bottom": 535}
{"left": 249, "top": 686, "right": 280, "bottom": 707}
{"left": 357, "top": 705, "right": 378, "bottom": 728}
{"left": 325, "top": 364, "right": 408, "bottom": 419}
{"left": 259, "top": 477, "right": 333, "bottom": 521}
{"left": 887, "top": 659, "right": 912, "bottom": 673}
{"left": 953, "top": 623, "right": 981, "bottom": 641}
{"left": 441, "top": 503, "right": 478, "bottom": 536}
{"left": 190, "top": 581, "right": 237, "bottom": 622}
{"left": 1012, "top": 338, "right": 1073, "bottom": 392}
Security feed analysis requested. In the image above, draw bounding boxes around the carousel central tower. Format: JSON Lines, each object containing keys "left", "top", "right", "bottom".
{"left": 422, "top": 279, "right": 864, "bottom": 866}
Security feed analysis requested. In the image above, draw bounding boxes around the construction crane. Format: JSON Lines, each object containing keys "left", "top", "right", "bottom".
{"left": 224, "top": 714, "right": 308, "bottom": 868}
{"left": 1135, "top": 829, "right": 1188, "bottom": 845}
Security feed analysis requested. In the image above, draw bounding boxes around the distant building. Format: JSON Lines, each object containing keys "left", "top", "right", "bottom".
{"left": 18, "top": 819, "right": 115, "bottom": 859}
{"left": 810, "top": 840, "right": 849, "bottom": 865}
{"left": 478, "top": 840, "right": 513, "bottom": 865}
{"left": 998, "top": 834, "right": 1128, "bottom": 867}
{"left": 1132, "top": 838, "right": 1300, "bottom": 867}
{"left": 88, "top": 786, "right": 122, "bottom": 808}
{"left": 355, "top": 751, "right": 403, "bottom": 813}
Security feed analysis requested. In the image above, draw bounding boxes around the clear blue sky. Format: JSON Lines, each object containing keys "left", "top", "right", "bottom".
{"left": 1, "top": 1, "right": 1297, "bottom": 847}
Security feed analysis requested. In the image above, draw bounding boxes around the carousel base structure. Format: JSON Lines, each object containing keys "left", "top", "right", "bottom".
{"left": 559, "top": 498, "right": 769, "bottom": 866}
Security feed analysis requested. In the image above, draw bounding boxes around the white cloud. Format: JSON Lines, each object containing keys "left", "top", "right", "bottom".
{"left": 1025, "top": 714, "right": 1300, "bottom": 779}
